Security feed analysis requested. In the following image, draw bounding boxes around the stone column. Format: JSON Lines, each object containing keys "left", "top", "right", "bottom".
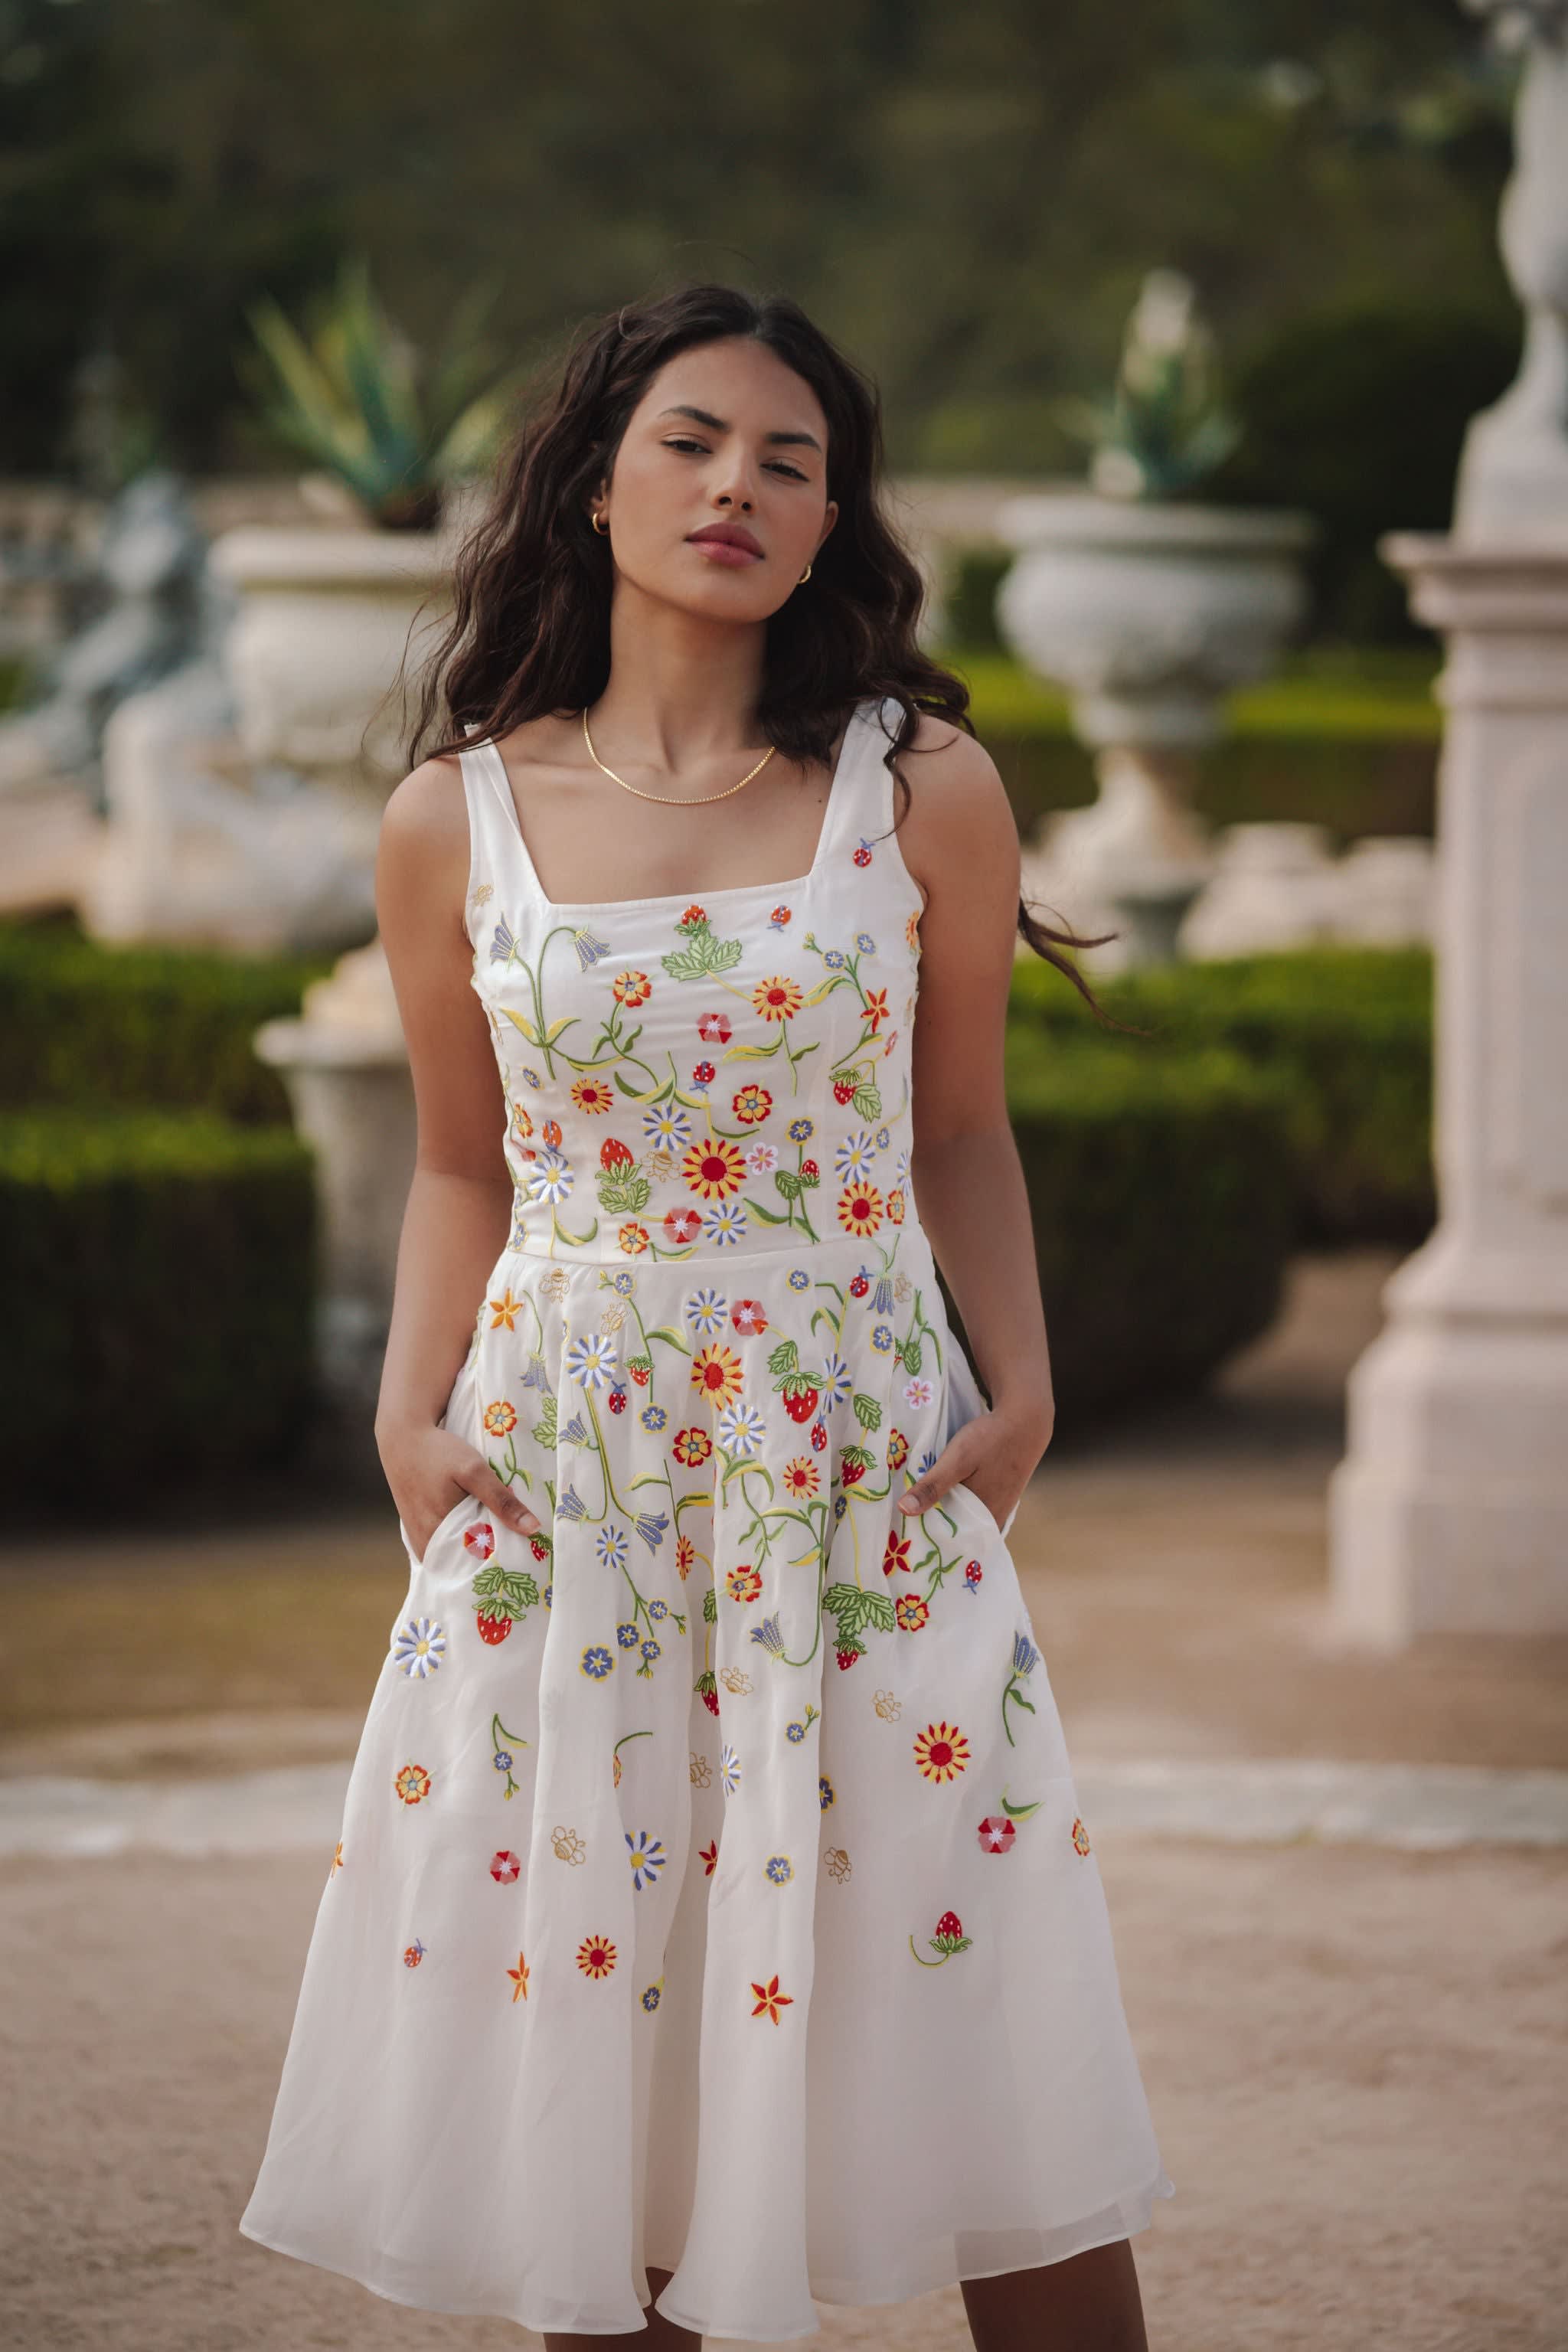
{"left": 1327, "top": 2, "right": 1568, "bottom": 1640}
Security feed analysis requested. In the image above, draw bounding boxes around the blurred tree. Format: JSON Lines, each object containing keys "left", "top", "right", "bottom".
{"left": 0, "top": 0, "right": 1521, "bottom": 645}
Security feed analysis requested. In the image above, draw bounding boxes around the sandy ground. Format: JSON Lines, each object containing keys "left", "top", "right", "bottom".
{"left": 5, "top": 1248, "right": 1568, "bottom": 2350}
{"left": 4, "top": 1836, "right": 1564, "bottom": 2352}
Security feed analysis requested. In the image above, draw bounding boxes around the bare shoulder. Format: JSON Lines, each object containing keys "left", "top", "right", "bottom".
{"left": 381, "top": 750, "right": 466, "bottom": 847}
{"left": 891, "top": 708, "right": 1018, "bottom": 903}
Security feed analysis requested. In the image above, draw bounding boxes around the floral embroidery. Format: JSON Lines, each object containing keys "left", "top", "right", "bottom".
{"left": 391, "top": 1616, "right": 447, "bottom": 1678}
{"left": 913, "top": 1721, "right": 971, "bottom": 1783}
{"left": 750, "top": 1972, "right": 795, "bottom": 2022}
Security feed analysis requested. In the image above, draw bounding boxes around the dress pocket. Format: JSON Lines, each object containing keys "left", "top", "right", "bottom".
{"left": 950, "top": 1476, "right": 1006, "bottom": 1546}
{"left": 399, "top": 1488, "right": 476, "bottom": 1573}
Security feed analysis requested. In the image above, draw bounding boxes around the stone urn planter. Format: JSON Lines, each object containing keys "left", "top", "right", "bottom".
{"left": 995, "top": 492, "right": 1315, "bottom": 963}
{"left": 207, "top": 524, "right": 454, "bottom": 791}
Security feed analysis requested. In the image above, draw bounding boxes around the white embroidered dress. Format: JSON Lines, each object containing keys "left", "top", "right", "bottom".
{"left": 238, "top": 693, "right": 1174, "bottom": 2341}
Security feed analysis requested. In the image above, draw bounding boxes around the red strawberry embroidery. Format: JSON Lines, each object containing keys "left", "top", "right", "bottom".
{"left": 475, "top": 1608, "right": 513, "bottom": 1646}
{"left": 782, "top": 1380, "right": 819, "bottom": 1424}
{"left": 832, "top": 1078, "right": 857, "bottom": 1105}
{"left": 835, "top": 1643, "right": 864, "bottom": 1671}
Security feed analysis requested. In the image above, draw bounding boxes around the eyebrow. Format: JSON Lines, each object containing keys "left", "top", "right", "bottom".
{"left": 656, "top": 403, "right": 823, "bottom": 455}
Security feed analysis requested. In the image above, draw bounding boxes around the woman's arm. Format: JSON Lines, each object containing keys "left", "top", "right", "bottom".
{"left": 893, "top": 716, "right": 1055, "bottom": 1533}
{"left": 373, "top": 756, "right": 543, "bottom": 1554}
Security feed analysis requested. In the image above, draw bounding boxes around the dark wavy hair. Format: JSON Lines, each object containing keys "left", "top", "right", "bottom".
{"left": 401, "top": 278, "right": 1118, "bottom": 1016}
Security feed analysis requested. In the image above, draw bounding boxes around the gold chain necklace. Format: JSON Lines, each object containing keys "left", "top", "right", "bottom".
{"left": 580, "top": 705, "right": 778, "bottom": 805}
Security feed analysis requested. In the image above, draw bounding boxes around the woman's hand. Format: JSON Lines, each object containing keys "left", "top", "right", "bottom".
{"left": 895, "top": 1395, "right": 1054, "bottom": 1537}
{"left": 380, "top": 1420, "right": 543, "bottom": 1563}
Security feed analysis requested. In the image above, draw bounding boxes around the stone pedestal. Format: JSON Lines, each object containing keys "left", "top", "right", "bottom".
{"left": 1328, "top": 539, "right": 1568, "bottom": 1639}
{"left": 253, "top": 939, "right": 413, "bottom": 1430}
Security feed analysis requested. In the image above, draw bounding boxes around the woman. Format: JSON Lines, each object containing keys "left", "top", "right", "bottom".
{"left": 239, "top": 282, "right": 1174, "bottom": 2349}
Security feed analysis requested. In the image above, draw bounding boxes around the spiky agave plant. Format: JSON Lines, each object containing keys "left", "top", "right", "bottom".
{"left": 239, "top": 255, "right": 527, "bottom": 528}
{"left": 1057, "top": 269, "right": 1241, "bottom": 501}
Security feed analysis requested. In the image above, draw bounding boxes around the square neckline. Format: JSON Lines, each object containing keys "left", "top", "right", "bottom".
{"left": 472, "top": 696, "right": 872, "bottom": 919}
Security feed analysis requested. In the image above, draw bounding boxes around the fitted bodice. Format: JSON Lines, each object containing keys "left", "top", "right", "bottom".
{"left": 458, "top": 695, "right": 925, "bottom": 1265}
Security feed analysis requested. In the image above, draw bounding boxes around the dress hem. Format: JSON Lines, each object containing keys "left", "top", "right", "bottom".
{"left": 238, "top": 2167, "right": 1174, "bottom": 2342}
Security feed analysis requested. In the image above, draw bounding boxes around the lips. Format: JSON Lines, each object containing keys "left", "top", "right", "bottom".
{"left": 688, "top": 524, "right": 763, "bottom": 557}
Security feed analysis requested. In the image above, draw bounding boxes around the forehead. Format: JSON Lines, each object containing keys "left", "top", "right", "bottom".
{"left": 636, "top": 342, "right": 826, "bottom": 449}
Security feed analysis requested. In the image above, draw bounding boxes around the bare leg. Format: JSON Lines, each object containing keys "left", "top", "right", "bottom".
{"left": 960, "top": 2239, "right": 1150, "bottom": 2352}
{"left": 543, "top": 2264, "right": 701, "bottom": 2352}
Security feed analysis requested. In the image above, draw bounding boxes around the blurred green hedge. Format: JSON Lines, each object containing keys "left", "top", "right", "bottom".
{"left": 1000, "top": 1037, "right": 1297, "bottom": 1420}
{"left": 0, "top": 918, "right": 335, "bottom": 1117}
{"left": 1008, "top": 946, "right": 1434, "bottom": 1245}
{"left": 0, "top": 1106, "right": 318, "bottom": 1496}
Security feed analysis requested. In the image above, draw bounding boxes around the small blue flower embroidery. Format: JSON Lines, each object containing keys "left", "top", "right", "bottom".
{"left": 581, "top": 1645, "right": 615, "bottom": 1679}
{"left": 626, "top": 1830, "right": 667, "bottom": 1891}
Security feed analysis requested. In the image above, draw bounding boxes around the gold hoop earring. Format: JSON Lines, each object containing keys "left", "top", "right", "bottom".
{"left": 798, "top": 561, "right": 812, "bottom": 583}
{"left": 592, "top": 511, "right": 609, "bottom": 534}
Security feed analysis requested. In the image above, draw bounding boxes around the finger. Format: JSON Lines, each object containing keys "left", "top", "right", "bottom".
{"left": 473, "top": 1468, "right": 542, "bottom": 1538}
{"left": 897, "top": 1432, "right": 980, "bottom": 1517}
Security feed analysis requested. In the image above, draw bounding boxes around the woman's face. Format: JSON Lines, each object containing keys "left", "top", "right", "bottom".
{"left": 593, "top": 335, "right": 838, "bottom": 620}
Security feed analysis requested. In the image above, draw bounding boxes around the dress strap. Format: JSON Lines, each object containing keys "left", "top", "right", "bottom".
{"left": 456, "top": 720, "right": 539, "bottom": 932}
{"left": 806, "top": 694, "right": 890, "bottom": 874}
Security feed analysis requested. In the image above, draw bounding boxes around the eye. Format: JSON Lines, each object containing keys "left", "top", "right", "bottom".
{"left": 664, "top": 436, "right": 809, "bottom": 482}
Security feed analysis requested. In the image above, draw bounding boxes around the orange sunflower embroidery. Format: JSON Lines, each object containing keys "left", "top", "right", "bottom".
{"left": 577, "top": 1932, "right": 617, "bottom": 1978}
{"left": 750, "top": 1971, "right": 795, "bottom": 2023}
{"left": 837, "top": 1182, "right": 884, "bottom": 1237}
{"left": 682, "top": 1135, "right": 747, "bottom": 1198}
{"left": 690, "top": 1344, "right": 744, "bottom": 1409}
{"left": 782, "top": 1457, "right": 819, "bottom": 1498}
{"left": 913, "top": 1720, "right": 971, "bottom": 1782}
{"left": 752, "top": 975, "right": 803, "bottom": 1023}
{"left": 571, "top": 1076, "right": 616, "bottom": 1116}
